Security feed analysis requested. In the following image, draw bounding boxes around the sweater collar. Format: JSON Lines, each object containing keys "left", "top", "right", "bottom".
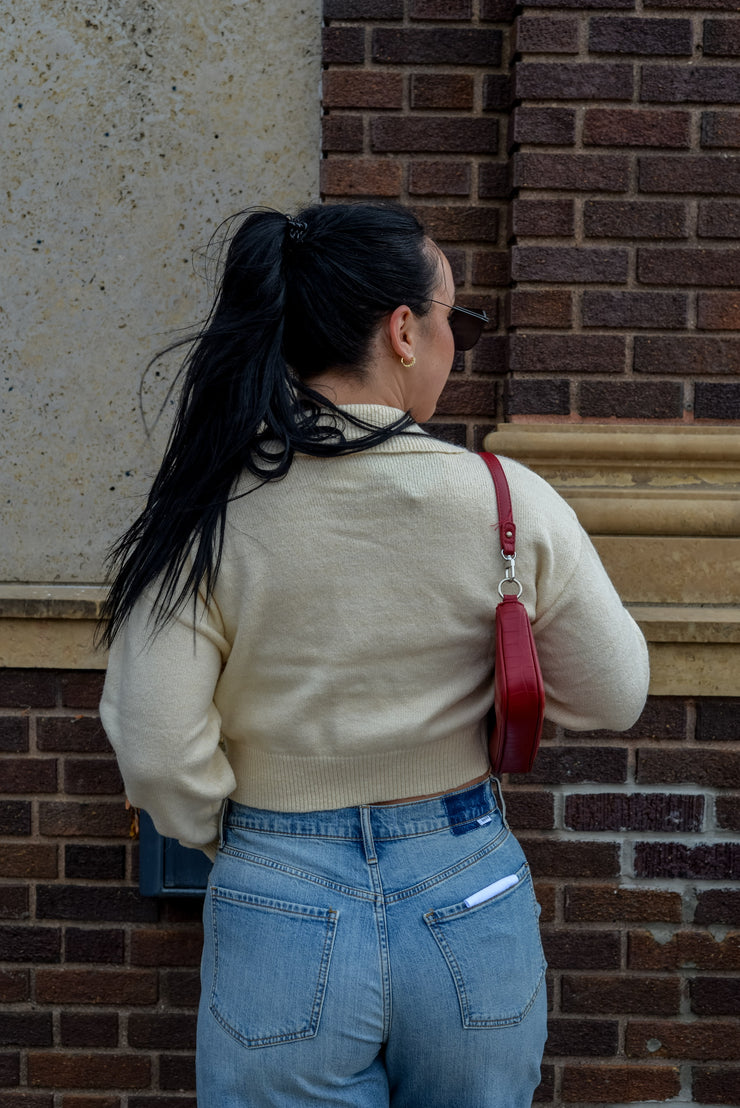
{"left": 328, "top": 404, "right": 467, "bottom": 455}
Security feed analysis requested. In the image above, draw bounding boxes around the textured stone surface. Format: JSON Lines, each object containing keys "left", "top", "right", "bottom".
{"left": 2, "top": 1, "right": 321, "bottom": 581}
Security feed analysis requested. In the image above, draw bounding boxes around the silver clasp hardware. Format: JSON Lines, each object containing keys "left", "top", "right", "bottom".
{"left": 498, "top": 551, "right": 523, "bottom": 599}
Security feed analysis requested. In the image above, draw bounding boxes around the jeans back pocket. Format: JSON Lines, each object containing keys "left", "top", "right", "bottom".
{"left": 209, "top": 886, "right": 338, "bottom": 1048}
{"left": 424, "top": 862, "right": 545, "bottom": 1028}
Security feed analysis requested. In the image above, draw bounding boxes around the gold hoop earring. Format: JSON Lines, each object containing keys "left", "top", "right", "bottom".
{"left": 400, "top": 355, "right": 416, "bottom": 368}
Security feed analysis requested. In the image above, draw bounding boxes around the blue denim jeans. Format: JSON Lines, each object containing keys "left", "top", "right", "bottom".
{"left": 197, "top": 777, "right": 547, "bottom": 1107}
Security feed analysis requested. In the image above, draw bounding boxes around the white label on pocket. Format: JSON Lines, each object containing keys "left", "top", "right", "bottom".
{"left": 464, "top": 873, "right": 519, "bottom": 908}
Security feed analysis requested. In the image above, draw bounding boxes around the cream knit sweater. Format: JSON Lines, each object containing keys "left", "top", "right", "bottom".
{"left": 100, "top": 405, "right": 649, "bottom": 854}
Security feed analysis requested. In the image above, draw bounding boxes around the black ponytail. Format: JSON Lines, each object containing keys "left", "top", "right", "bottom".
{"left": 100, "top": 203, "right": 438, "bottom": 646}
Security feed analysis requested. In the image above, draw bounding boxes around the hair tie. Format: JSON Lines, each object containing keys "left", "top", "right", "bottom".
{"left": 286, "top": 216, "right": 308, "bottom": 244}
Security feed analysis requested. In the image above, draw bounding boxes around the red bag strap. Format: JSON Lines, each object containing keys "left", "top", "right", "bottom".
{"left": 479, "top": 452, "right": 516, "bottom": 557}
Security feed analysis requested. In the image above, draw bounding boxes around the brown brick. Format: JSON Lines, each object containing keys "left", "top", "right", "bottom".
{"left": 516, "top": 16, "right": 579, "bottom": 53}
{"left": 695, "top": 381, "right": 740, "bottom": 419}
{"left": 471, "top": 251, "right": 509, "bottom": 286}
{"left": 509, "top": 290, "right": 573, "bottom": 329}
{"left": 128, "top": 1013, "right": 197, "bottom": 1050}
{"left": 38, "top": 801, "right": 130, "bottom": 837}
{"left": 424, "top": 422, "right": 468, "bottom": 447}
{"left": 323, "top": 0, "right": 403, "bottom": 16}
{"left": 59, "top": 672, "right": 105, "bottom": 710}
{"left": 695, "top": 889, "right": 740, "bottom": 926}
{"left": 693, "top": 1067, "right": 740, "bottom": 1106}
{"left": 523, "top": 746, "right": 629, "bottom": 785}
{"left": 35, "top": 968, "right": 157, "bottom": 1006}
{"left": 717, "top": 796, "right": 740, "bottom": 831}
{"left": 641, "top": 65, "right": 740, "bottom": 103}
{"left": 64, "top": 758, "right": 123, "bottom": 795}
{"left": 562, "top": 974, "right": 681, "bottom": 1015}
{"left": 590, "top": 17, "right": 692, "bottom": 54}
{"left": 542, "top": 928, "right": 621, "bottom": 970}
{"left": 322, "top": 116, "right": 364, "bottom": 153}
{"left": 691, "top": 977, "right": 740, "bottom": 1017}
{"left": 322, "top": 27, "right": 365, "bottom": 65}
{"left": 28, "top": 1053, "right": 150, "bottom": 1090}
{"left": 408, "top": 161, "right": 471, "bottom": 196}
{"left": 372, "top": 28, "right": 503, "bottom": 66}
{"left": 514, "top": 152, "right": 629, "bottom": 192}
{"left": 510, "top": 335, "right": 626, "bottom": 375}
{"left": 0, "top": 845, "right": 57, "bottom": 879}
{"left": 0, "top": 888, "right": 28, "bottom": 920}
{"left": 0, "top": 1095, "right": 54, "bottom": 1107}
{"left": 512, "top": 246, "right": 628, "bottom": 283}
{"left": 519, "top": 839, "right": 620, "bottom": 879}
{"left": 0, "top": 718, "right": 29, "bottom": 753}
{"left": 515, "top": 63, "right": 633, "bottom": 101}
{"left": 702, "top": 112, "right": 740, "bottom": 148}
{"left": 504, "top": 790, "right": 555, "bottom": 829}
{"left": 478, "top": 163, "right": 510, "bottom": 199}
{"left": 579, "top": 379, "right": 683, "bottom": 418}
{"left": 520, "top": 0, "right": 633, "bottom": 7}
{"left": 627, "top": 1019, "right": 740, "bottom": 1061}
{"left": 159, "top": 1054, "right": 196, "bottom": 1091}
{"left": 698, "top": 293, "right": 740, "bottom": 330}
{"left": 409, "top": 75, "right": 474, "bottom": 111}
{"left": 0, "top": 1013, "right": 52, "bottom": 1047}
{"left": 418, "top": 205, "right": 499, "bottom": 242}
{"left": 321, "top": 158, "right": 402, "bottom": 197}
{"left": 0, "top": 802, "right": 31, "bottom": 836}
{"left": 409, "top": 0, "right": 473, "bottom": 18}
{"left": 698, "top": 200, "right": 740, "bottom": 238}
{"left": 0, "top": 1061, "right": 21, "bottom": 1093}
{"left": 0, "top": 671, "right": 57, "bottom": 709}
{"left": 161, "top": 969, "right": 202, "bottom": 1008}
{"left": 128, "top": 1101, "right": 194, "bottom": 1108}
{"left": 0, "top": 926, "right": 61, "bottom": 963}
{"left": 0, "top": 970, "right": 29, "bottom": 1003}
{"left": 482, "top": 75, "right": 513, "bottom": 112}
{"left": 638, "top": 248, "right": 740, "bottom": 286}
{"left": 36, "top": 885, "right": 156, "bottom": 923}
{"left": 634, "top": 842, "right": 740, "bottom": 880}
{"left": 697, "top": 699, "right": 740, "bottom": 741}
{"left": 511, "top": 199, "right": 575, "bottom": 237}
{"left": 583, "top": 291, "right": 687, "bottom": 329}
{"left": 566, "top": 792, "right": 703, "bottom": 832}
{"left": 64, "top": 927, "right": 125, "bottom": 965}
{"left": 565, "top": 885, "right": 682, "bottom": 923}
{"left": 584, "top": 199, "right": 687, "bottom": 239}
{"left": 546, "top": 1018, "right": 618, "bottom": 1058}
{"left": 322, "top": 72, "right": 402, "bottom": 110}
{"left": 640, "top": 155, "right": 740, "bottom": 195}
{"left": 562, "top": 1064, "right": 680, "bottom": 1103}
{"left": 64, "top": 845, "right": 126, "bottom": 880}
{"left": 635, "top": 337, "right": 740, "bottom": 375}
{"left": 505, "top": 379, "right": 571, "bottom": 417}
{"left": 0, "top": 757, "right": 56, "bottom": 793}
{"left": 130, "top": 928, "right": 203, "bottom": 967}
{"left": 60, "top": 1098, "right": 120, "bottom": 1108}
{"left": 570, "top": 697, "right": 686, "bottom": 742}
{"left": 584, "top": 108, "right": 690, "bottom": 148}
{"left": 510, "top": 107, "right": 576, "bottom": 147}
{"left": 630, "top": 929, "right": 740, "bottom": 971}
{"left": 36, "top": 716, "right": 109, "bottom": 753}
{"left": 59, "top": 1012, "right": 119, "bottom": 1048}
{"left": 481, "top": 0, "right": 517, "bottom": 17}
{"left": 704, "top": 18, "right": 740, "bottom": 56}
{"left": 435, "top": 379, "right": 497, "bottom": 416}
{"left": 372, "top": 117, "right": 498, "bottom": 154}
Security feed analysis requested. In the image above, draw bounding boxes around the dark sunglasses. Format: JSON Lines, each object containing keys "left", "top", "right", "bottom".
{"left": 429, "top": 300, "right": 489, "bottom": 351}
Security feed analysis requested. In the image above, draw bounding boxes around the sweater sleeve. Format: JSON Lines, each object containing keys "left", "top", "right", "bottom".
{"left": 99, "top": 587, "right": 236, "bottom": 856}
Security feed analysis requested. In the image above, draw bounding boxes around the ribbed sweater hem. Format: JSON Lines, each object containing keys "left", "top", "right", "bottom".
{"left": 227, "top": 727, "right": 490, "bottom": 812}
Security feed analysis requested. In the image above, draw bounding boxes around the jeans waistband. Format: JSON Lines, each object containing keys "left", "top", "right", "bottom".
{"left": 222, "top": 775, "right": 506, "bottom": 843}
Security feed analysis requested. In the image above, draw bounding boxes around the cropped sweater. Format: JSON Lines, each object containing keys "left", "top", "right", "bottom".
{"left": 100, "top": 405, "right": 650, "bottom": 855}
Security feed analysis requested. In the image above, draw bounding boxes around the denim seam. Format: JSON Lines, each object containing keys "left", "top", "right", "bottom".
{"left": 219, "top": 845, "right": 377, "bottom": 901}
{"left": 383, "top": 825, "right": 509, "bottom": 907}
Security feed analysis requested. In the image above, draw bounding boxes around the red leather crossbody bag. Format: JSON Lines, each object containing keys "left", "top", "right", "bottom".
{"left": 480, "top": 453, "right": 545, "bottom": 774}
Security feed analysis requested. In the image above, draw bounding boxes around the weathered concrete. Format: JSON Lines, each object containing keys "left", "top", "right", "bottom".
{"left": 2, "top": 0, "right": 321, "bottom": 581}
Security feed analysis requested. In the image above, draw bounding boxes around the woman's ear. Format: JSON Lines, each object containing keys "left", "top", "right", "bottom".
{"left": 387, "top": 304, "right": 415, "bottom": 362}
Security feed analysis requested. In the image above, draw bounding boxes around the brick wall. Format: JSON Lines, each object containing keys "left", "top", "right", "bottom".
{"left": 322, "top": 0, "right": 740, "bottom": 432}
{"left": 2, "top": 671, "right": 739, "bottom": 1104}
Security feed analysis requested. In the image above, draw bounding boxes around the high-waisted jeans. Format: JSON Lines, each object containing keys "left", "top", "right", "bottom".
{"left": 197, "top": 777, "right": 547, "bottom": 1107}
